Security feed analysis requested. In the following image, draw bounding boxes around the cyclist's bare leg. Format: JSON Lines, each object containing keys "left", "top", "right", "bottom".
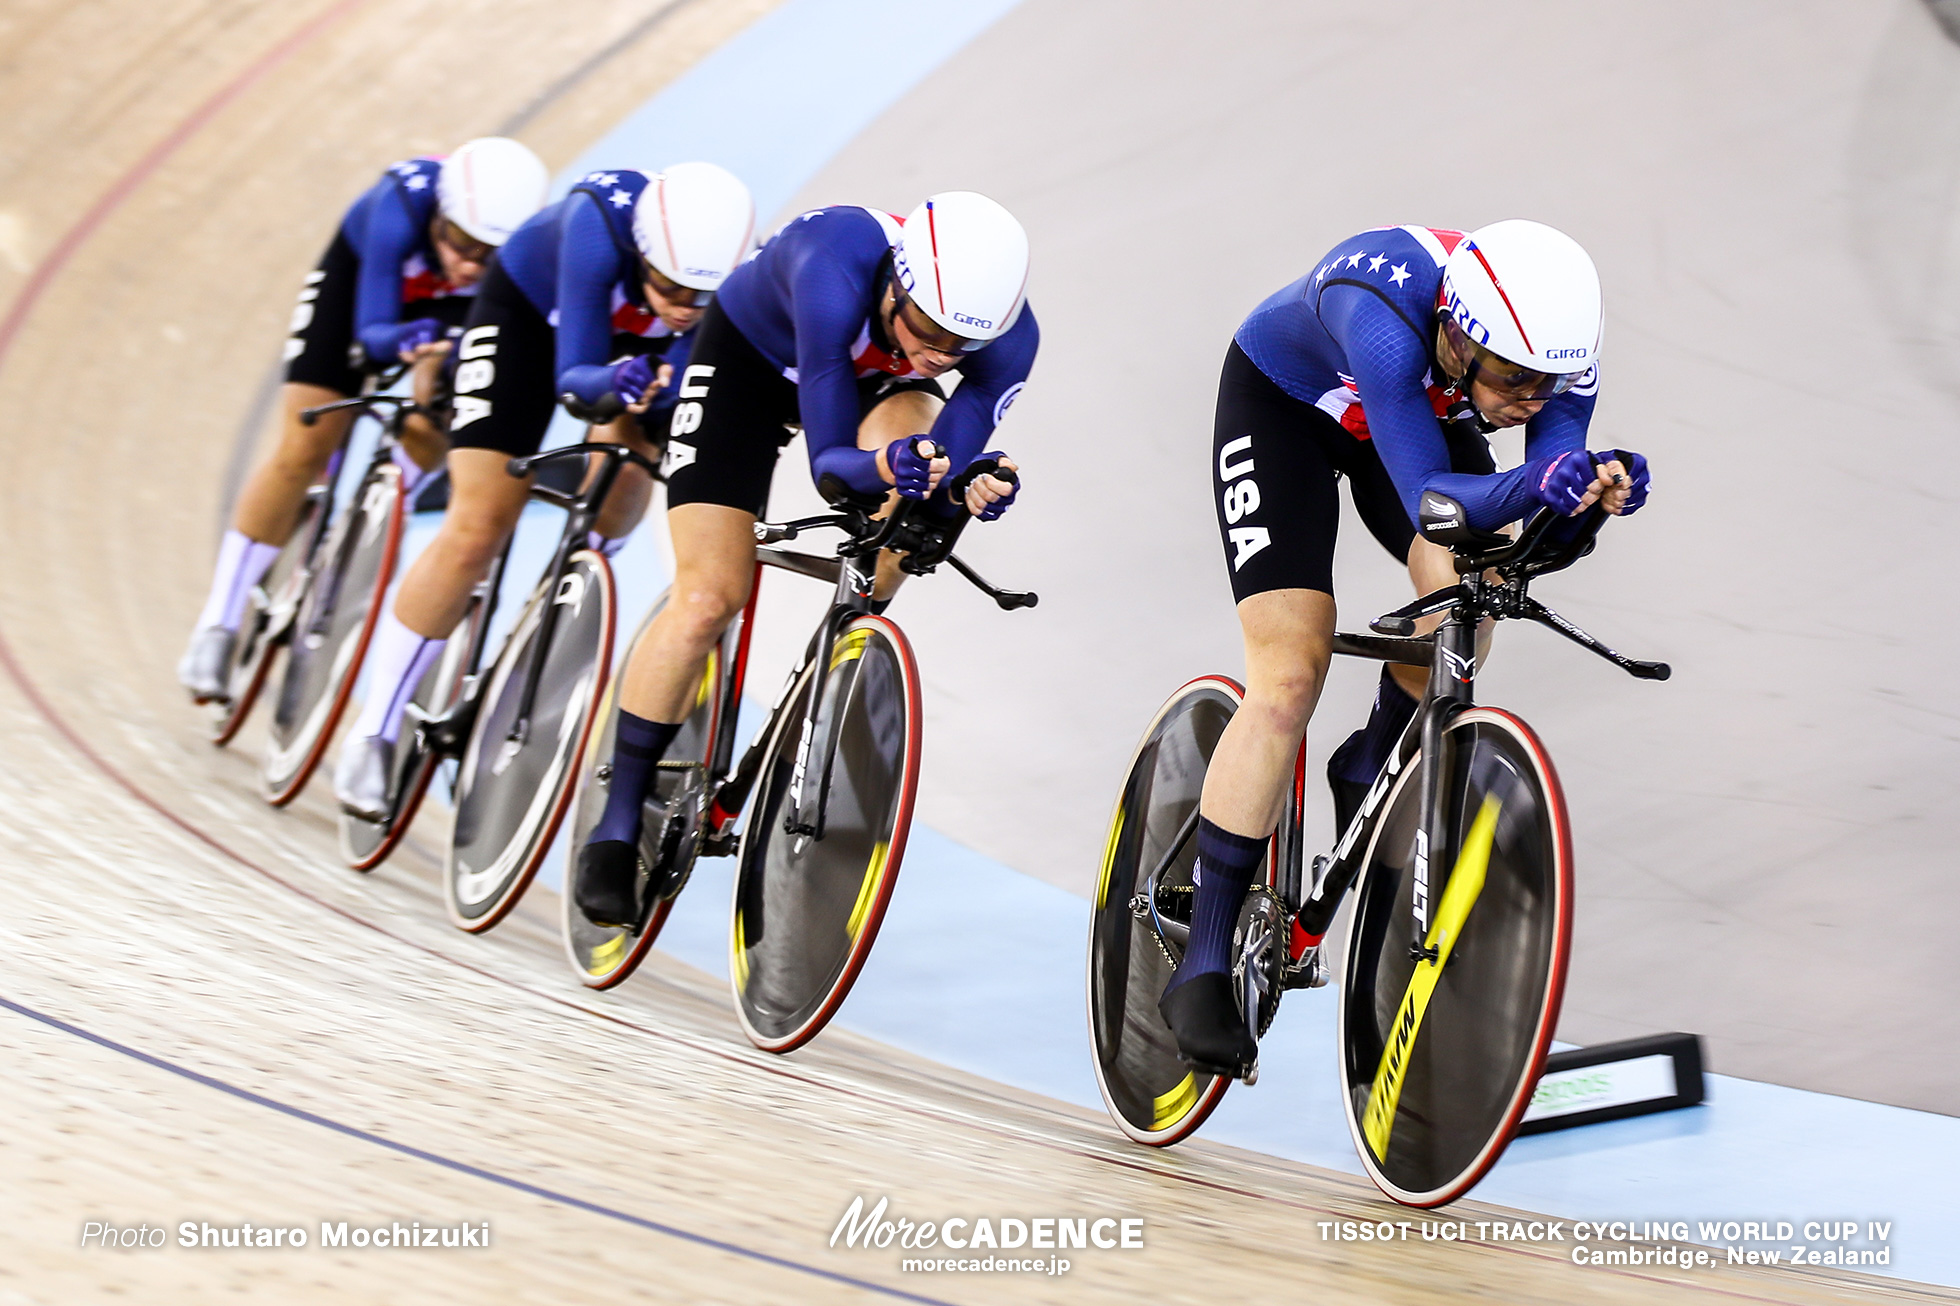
{"left": 857, "top": 388, "right": 943, "bottom": 601}
{"left": 1198, "top": 588, "right": 1337, "bottom": 838}
{"left": 392, "top": 448, "right": 532, "bottom": 637}
{"left": 180, "top": 382, "right": 357, "bottom": 696}
{"left": 231, "top": 382, "right": 356, "bottom": 543}
{"left": 396, "top": 348, "right": 452, "bottom": 474}
{"left": 615, "top": 503, "right": 758, "bottom": 724}
{"left": 1165, "top": 587, "right": 1334, "bottom": 1069}
{"left": 333, "top": 446, "right": 532, "bottom": 812}
{"left": 586, "top": 413, "right": 663, "bottom": 543}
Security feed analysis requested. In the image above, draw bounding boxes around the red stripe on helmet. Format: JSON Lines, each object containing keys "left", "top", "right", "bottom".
{"left": 657, "top": 175, "right": 678, "bottom": 274}
{"left": 926, "top": 200, "right": 946, "bottom": 314}
{"left": 1468, "top": 240, "right": 1534, "bottom": 355}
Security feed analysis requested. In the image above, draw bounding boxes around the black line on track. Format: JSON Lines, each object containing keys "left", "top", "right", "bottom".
{"left": 0, "top": 993, "right": 960, "bottom": 1306}
{"left": 495, "top": 0, "right": 715, "bottom": 137}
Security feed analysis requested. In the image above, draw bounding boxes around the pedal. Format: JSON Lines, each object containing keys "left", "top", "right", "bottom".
{"left": 414, "top": 695, "right": 480, "bottom": 758}
{"left": 700, "top": 829, "right": 740, "bottom": 858}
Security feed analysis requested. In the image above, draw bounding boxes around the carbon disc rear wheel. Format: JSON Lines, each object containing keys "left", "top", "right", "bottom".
{"left": 261, "top": 466, "right": 403, "bottom": 804}
{"left": 445, "top": 553, "right": 614, "bottom": 933}
{"left": 208, "top": 490, "right": 324, "bottom": 747}
{"left": 1338, "top": 707, "right": 1573, "bottom": 1207}
{"left": 562, "top": 593, "right": 728, "bottom": 988}
{"left": 338, "top": 596, "right": 484, "bottom": 871}
{"left": 730, "top": 616, "right": 920, "bottom": 1053}
{"left": 1087, "top": 675, "right": 1243, "bottom": 1146}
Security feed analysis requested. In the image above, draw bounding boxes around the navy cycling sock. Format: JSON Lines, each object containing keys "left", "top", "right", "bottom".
{"left": 589, "top": 711, "right": 680, "bottom": 847}
{"left": 1329, "top": 666, "right": 1418, "bottom": 786}
{"left": 1167, "top": 818, "right": 1267, "bottom": 989}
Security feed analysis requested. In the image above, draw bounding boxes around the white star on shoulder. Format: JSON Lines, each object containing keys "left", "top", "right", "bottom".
{"left": 1368, "top": 254, "right": 1386, "bottom": 273}
{"left": 1389, "top": 262, "right": 1411, "bottom": 287}
{"left": 610, "top": 188, "right": 633, "bottom": 208}
{"left": 1347, "top": 251, "right": 1365, "bottom": 268}
{"left": 593, "top": 173, "right": 620, "bottom": 187}
{"left": 404, "top": 175, "right": 429, "bottom": 190}
{"left": 1316, "top": 263, "right": 1332, "bottom": 281}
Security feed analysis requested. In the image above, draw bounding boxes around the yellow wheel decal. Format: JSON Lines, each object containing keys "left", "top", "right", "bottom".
{"left": 732, "top": 909, "right": 749, "bottom": 990}
{"left": 586, "top": 932, "right": 625, "bottom": 975}
{"left": 1360, "top": 794, "right": 1501, "bottom": 1160}
{"left": 1095, "top": 807, "right": 1125, "bottom": 911}
{"left": 829, "top": 627, "right": 872, "bottom": 670}
{"left": 1152, "top": 1072, "right": 1198, "bottom": 1130}
{"left": 695, "top": 649, "right": 718, "bottom": 709}
{"left": 845, "top": 841, "right": 890, "bottom": 940}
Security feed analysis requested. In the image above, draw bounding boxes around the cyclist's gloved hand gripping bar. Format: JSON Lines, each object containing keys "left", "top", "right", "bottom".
{"left": 884, "top": 436, "right": 941, "bottom": 498}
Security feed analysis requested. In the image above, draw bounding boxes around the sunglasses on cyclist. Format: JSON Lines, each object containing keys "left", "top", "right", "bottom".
{"left": 642, "top": 261, "right": 712, "bottom": 309}
{"left": 434, "top": 217, "right": 496, "bottom": 266}
{"left": 894, "top": 288, "right": 991, "bottom": 356}
{"left": 1441, "top": 318, "right": 1584, "bottom": 401}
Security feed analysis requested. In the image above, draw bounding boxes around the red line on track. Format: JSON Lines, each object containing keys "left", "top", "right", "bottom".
{"left": 0, "top": 0, "right": 373, "bottom": 367}
{"left": 0, "top": 14, "right": 1856, "bottom": 1303}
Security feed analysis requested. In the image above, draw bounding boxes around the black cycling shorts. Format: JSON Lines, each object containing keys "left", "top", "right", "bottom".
{"left": 444, "top": 259, "right": 560, "bottom": 458}
{"left": 663, "top": 298, "right": 944, "bottom": 516}
{"left": 283, "top": 229, "right": 472, "bottom": 395}
{"left": 447, "top": 261, "right": 703, "bottom": 458}
{"left": 283, "top": 230, "right": 365, "bottom": 394}
{"left": 1211, "top": 341, "right": 1494, "bottom": 602}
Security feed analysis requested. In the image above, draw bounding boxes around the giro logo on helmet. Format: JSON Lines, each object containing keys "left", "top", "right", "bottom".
{"left": 1544, "top": 347, "right": 1588, "bottom": 360}
{"left": 952, "top": 311, "right": 994, "bottom": 330}
{"left": 1443, "top": 290, "right": 1492, "bottom": 347}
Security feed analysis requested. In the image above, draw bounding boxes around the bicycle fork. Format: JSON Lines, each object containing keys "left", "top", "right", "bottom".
{"left": 783, "top": 554, "right": 877, "bottom": 841}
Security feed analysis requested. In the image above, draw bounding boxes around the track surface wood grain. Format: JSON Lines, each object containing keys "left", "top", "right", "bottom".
{"left": 0, "top": 1, "right": 1948, "bottom": 1302}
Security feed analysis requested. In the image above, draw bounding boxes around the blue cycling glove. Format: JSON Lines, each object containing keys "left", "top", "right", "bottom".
{"left": 392, "top": 317, "right": 443, "bottom": 359}
{"left": 1529, "top": 450, "right": 1599, "bottom": 515}
{"left": 884, "top": 437, "right": 939, "bottom": 499}
{"left": 964, "top": 452, "right": 1019, "bottom": 521}
{"left": 1611, "top": 449, "right": 1652, "bottom": 515}
{"left": 612, "top": 355, "right": 659, "bottom": 407}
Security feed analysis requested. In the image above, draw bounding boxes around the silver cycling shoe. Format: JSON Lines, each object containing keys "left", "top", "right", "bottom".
{"left": 177, "top": 625, "right": 236, "bottom": 704}
{"left": 333, "top": 734, "right": 395, "bottom": 822}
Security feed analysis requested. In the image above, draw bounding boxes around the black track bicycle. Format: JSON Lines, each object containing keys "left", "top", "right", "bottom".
{"left": 204, "top": 373, "right": 436, "bottom": 809}
{"left": 435, "top": 441, "right": 656, "bottom": 933}
{"left": 561, "top": 462, "right": 1034, "bottom": 1055}
{"left": 1088, "top": 491, "right": 1667, "bottom": 1207}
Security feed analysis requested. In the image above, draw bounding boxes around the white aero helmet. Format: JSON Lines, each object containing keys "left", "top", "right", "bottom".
{"left": 1439, "top": 219, "right": 1601, "bottom": 395}
{"left": 631, "top": 161, "right": 756, "bottom": 293}
{"left": 892, "top": 191, "right": 1029, "bottom": 349}
{"left": 437, "top": 137, "right": 550, "bottom": 247}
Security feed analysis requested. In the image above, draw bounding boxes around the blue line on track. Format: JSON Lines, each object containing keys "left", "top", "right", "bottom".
{"left": 0, "top": 994, "right": 958, "bottom": 1305}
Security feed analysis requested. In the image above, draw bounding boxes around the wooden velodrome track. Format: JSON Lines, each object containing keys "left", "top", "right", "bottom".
{"left": 0, "top": 2, "right": 1947, "bottom": 1302}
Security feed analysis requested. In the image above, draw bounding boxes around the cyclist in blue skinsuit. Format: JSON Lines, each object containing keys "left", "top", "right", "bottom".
{"left": 572, "top": 192, "right": 1038, "bottom": 927}
{"left": 1161, "top": 220, "right": 1654, "bottom": 1074}
{"left": 178, "top": 138, "right": 549, "bottom": 702}
{"left": 333, "top": 162, "right": 758, "bottom": 817}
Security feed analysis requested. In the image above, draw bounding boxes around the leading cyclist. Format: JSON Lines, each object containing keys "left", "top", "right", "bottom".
{"left": 572, "top": 192, "right": 1037, "bottom": 927}
{"left": 332, "top": 161, "right": 757, "bottom": 817}
{"left": 1162, "top": 220, "right": 1652, "bottom": 1074}
{"left": 177, "top": 138, "right": 550, "bottom": 701}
